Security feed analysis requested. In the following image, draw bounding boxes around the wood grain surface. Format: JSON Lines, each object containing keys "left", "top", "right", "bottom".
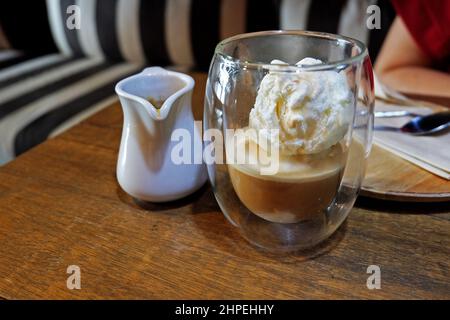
{"left": 0, "top": 73, "right": 449, "bottom": 299}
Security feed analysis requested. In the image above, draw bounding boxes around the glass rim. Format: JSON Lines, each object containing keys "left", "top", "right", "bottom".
{"left": 215, "top": 30, "right": 369, "bottom": 71}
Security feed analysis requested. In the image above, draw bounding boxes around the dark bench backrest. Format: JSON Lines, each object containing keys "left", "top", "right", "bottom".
{"left": 0, "top": 0, "right": 396, "bottom": 70}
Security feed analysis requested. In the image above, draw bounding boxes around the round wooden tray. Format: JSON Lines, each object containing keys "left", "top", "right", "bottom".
{"left": 361, "top": 97, "right": 450, "bottom": 202}
{"left": 361, "top": 145, "right": 450, "bottom": 202}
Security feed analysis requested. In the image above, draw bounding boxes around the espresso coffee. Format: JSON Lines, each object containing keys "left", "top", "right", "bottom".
{"left": 228, "top": 138, "right": 345, "bottom": 223}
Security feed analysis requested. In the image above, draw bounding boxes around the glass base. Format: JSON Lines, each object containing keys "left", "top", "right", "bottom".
{"left": 238, "top": 206, "right": 349, "bottom": 253}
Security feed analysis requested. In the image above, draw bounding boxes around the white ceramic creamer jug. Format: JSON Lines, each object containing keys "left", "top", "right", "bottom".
{"left": 115, "top": 67, "right": 207, "bottom": 202}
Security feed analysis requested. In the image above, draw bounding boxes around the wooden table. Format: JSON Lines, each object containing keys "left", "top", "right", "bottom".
{"left": 0, "top": 73, "right": 449, "bottom": 300}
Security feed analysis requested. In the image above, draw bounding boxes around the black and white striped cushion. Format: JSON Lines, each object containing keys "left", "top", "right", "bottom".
{"left": 0, "top": 53, "right": 142, "bottom": 163}
{"left": 0, "top": 0, "right": 396, "bottom": 67}
{"left": 43, "top": 0, "right": 395, "bottom": 69}
{"left": 0, "top": 0, "right": 396, "bottom": 68}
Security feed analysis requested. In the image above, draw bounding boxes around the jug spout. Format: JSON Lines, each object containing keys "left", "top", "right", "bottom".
{"left": 115, "top": 66, "right": 195, "bottom": 121}
{"left": 115, "top": 67, "right": 207, "bottom": 202}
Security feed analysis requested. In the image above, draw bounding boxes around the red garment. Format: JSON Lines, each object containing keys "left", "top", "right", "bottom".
{"left": 392, "top": 0, "right": 450, "bottom": 70}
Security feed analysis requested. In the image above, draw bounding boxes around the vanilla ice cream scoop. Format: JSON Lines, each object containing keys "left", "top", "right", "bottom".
{"left": 249, "top": 58, "right": 353, "bottom": 155}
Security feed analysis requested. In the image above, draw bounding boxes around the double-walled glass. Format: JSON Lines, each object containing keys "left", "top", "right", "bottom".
{"left": 204, "top": 31, "right": 374, "bottom": 252}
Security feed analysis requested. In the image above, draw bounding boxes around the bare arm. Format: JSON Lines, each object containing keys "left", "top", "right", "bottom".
{"left": 375, "top": 17, "right": 450, "bottom": 103}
